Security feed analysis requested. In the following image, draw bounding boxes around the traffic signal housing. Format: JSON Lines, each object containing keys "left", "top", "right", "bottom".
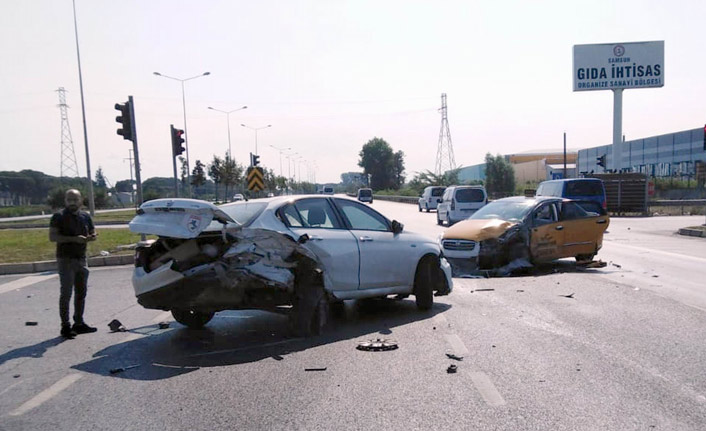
{"left": 115, "top": 101, "right": 134, "bottom": 141}
{"left": 171, "top": 125, "right": 185, "bottom": 157}
{"left": 703, "top": 124, "right": 705, "bottom": 151}
{"left": 250, "top": 152, "right": 260, "bottom": 167}
{"left": 596, "top": 154, "right": 606, "bottom": 169}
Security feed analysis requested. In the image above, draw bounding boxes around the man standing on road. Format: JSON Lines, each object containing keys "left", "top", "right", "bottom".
{"left": 49, "top": 189, "right": 97, "bottom": 339}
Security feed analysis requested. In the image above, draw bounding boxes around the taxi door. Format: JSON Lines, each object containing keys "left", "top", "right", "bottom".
{"left": 558, "top": 201, "right": 610, "bottom": 258}
{"left": 529, "top": 202, "right": 563, "bottom": 262}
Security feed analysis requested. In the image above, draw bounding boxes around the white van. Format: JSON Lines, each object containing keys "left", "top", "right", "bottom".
{"left": 418, "top": 186, "right": 446, "bottom": 212}
{"left": 323, "top": 186, "right": 334, "bottom": 195}
{"left": 436, "top": 185, "right": 488, "bottom": 226}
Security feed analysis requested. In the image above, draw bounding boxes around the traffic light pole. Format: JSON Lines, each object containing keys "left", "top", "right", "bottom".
{"left": 128, "top": 96, "right": 143, "bottom": 207}
{"left": 170, "top": 124, "right": 179, "bottom": 198}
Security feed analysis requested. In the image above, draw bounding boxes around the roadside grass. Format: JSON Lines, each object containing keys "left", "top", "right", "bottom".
{"left": 0, "top": 205, "right": 52, "bottom": 218}
{"left": 0, "top": 228, "right": 152, "bottom": 264}
{"left": 0, "top": 209, "right": 137, "bottom": 228}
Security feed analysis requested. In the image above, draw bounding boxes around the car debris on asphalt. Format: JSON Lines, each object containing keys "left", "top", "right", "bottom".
{"left": 25, "top": 321, "right": 38, "bottom": 326}
{"left": 158, "top": 322, "right": 170, "bottom": 329}
{"left": 109, "top": 364, "right": 140, "bottom": 374}
{"left": 446, "top": 353, "right": 464, "bottom": 361}
{"left": 560, "top": 293, "right": 575, "bottom": 299}
{"left": 447, "top": 364, "right": 458, "bottom": 374}
{"left": 108, "top": 319, "right": 127, "bottom": 332}
{"left": 356, "top": 339, "right": 399, "bottom": 352}
{"left": 304, "top": 367, "right": 327, "bottom": 371}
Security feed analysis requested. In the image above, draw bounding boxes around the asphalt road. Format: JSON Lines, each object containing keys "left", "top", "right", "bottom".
{"left": 1, "top": 199, "right": 706, "bottom": 430}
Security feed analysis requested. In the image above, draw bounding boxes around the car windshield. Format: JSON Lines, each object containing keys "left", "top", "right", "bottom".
{"left": 431, "top": 188, "right": 444, "bottom": 196}
{"left": 470, "top": 200, "right": 534, "bottom": 222}
{"left": 456, "top": 188, "right": 485, "bottom": 202}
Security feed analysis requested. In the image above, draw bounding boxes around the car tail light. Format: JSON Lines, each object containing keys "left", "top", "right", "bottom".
{"left": 602, "top": 200, "right": 607, "bottom": 210}
{"left": 450, "top": 200, "right": 455, "bottom": 211}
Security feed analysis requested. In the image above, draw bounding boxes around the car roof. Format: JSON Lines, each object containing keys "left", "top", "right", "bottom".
{"left": 540, "top": 178, "right": 602, "bottom": 184}
{"left": 492, "top": 195, "right": 562, "bottom": 204}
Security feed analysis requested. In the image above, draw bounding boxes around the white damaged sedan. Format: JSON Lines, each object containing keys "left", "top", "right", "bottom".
{"left": 129, "top": 195, "right": 453, "bottom": 335}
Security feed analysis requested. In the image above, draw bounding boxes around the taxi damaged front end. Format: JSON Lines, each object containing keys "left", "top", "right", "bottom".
{"left": 440, "top": 218, "right": 527, "bottom": 274}
{"left": 129, "top": 199, "right": 319, "bottom": 312}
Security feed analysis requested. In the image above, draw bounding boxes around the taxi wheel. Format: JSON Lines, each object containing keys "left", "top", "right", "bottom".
{"left": 414, "top": 256, "right": 436, "bottom": 311}
{"left": 437, "top": 214, "right": 443, "bottom": 225}
{"left": 508, "top": 241, "right": 531, "bottom": 262}
{"left": 418, "top": 205, "right": 422, "bottom": 212}
{"left": 171, "top": 309, "right": 214, "bottom": 329}
{"left": 575, "top": 254, "right": 595, "bottom": 262}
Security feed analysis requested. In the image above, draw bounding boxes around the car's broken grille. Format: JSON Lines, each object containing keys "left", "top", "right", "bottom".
{"left": 442, "top": 239, "right": 476, "bottom": 251}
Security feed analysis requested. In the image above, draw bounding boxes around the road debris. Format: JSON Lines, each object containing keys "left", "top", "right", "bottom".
{"left": 13, "top": 375, "right": 20, "bottom": 378}
{"left": 25, "top": 321, "right": 38, "bottom": 326}
{"left": 474, "top": 288, "right": 495, "bottom": 292}
{"left": 108, "top": 319, "right": 127, "bottom": 332}
{"left": 109, "top": 364, "right": 140, "bottom": 374}
{"left": 516, "top": 289, "right": 524, "bottom": 292}
{"left": 446, "top": 353, "right": 464, "bottom": 361}
{"left": 652, "top": 275, "right": 659, "bottom": 278}
{"left": 611, "top": 262, "right": 622, "bottom": 269}
{"left": 447, "top": 364, "right": 458, "bottom": 374}
{"left": 158, "top": 322, "right": 170, "bottom": 329}
{"left": 100, "top": 251, "right": 110, "bottom": 256}
{"left": 560, "top": 293, "right": 575, "bottom": 299}
{"left": 356, "top": 338, "right": 398, "bottom": 352}
{"left": 304, "top": 367, "right": 327, "bottom": 372}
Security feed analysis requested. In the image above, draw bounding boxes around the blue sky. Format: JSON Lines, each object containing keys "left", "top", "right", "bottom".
{"left": 1, "top": 0, "right": 704, "bottom": 184}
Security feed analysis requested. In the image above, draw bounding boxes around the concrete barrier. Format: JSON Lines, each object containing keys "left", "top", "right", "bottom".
{"left": 0, "top": 253, "right": 135, "bottom": 275}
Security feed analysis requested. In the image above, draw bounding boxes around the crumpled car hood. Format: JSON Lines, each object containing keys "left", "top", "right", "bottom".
{"left": 443, "top": 218, "right": 516, "bottom": 242}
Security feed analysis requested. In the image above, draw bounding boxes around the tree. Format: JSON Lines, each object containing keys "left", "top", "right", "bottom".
{"left": 392, "top": 150, "right": 406, "bottom": 189}
{"left": 178, "top": 156, "right": 188, "bottom": 193}
{"left": 358, "top": 137, "right": 395, "bottom": 190}
{"left": 208, "top": 155, "right": 223, "bottom": 202}
{"left": 191, "top": 160, "right": 207, "bottom": 188}
{"left": 484, "top": 153, "right": 515, "bottom": 198}
{"left": 94, "top": 167, "right": 107, "bottom": 188}
{"left": 115, "top": 179, "right": 135, "bottom": 193}
{"left": 221, "top": 155, "right": 243, "bottom": 201}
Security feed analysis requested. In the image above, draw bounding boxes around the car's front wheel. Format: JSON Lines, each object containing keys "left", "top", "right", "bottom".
{"left": 171, "top": 309, "right": 215, "bottom": 329}
{"left": 437, "top": 213, "right": 443, "bottom": 225}
{"left": 418, "top": 204, "right": 422, "bottom": 212}
{"left": 414, "top": 256, "right": 438, "bottom": 311}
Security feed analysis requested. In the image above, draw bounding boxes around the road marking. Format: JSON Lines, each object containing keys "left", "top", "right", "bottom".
{"left": 469, "top": 372, "right": 506, "bottom": 406}
{"left": 8, "top": 374, "right": 82, "bottom": 416}
{"left": 151, "top": 311, "right": 172, "bottom": 324}
{"left": 606, "top": 241, "right": 706, "bottom": 263}
{"left": 0, "top": 274, "right": 57, "bottom": 295}
{"left": 432, "top": 313, "right": 448, "bottom": 326}
{"left": 444, "top": 334, "right": 469, "bottom": 356}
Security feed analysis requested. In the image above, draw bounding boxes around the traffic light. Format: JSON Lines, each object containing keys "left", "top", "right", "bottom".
{"left": 596, "top": 154, "right": 606, "bottom": 168}
{"left": 115, "top": 101, "right": 134, "bottom": 141}
{"left": 250, "top": 152, "right": 260, "bottom": 167}
{"left": 171, "top": 125, "right": 185, "bottom": 157}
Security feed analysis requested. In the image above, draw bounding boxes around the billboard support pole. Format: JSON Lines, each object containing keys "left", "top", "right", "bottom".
{"left": 612, "top": 88, "right": 623, "bottom": 173}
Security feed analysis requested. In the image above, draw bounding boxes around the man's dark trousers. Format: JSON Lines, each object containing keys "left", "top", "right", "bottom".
{"left": 58, "top": 256, "right": 89, "bottom": 326}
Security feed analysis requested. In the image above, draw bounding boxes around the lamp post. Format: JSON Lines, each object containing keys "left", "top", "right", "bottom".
{"left": 285, "top": 151, "right": 297, "bottom": 194}
{"left": 208, "top": 106, "right": 247, "bottom": 159}
{"left": 241, "top": 124, "right": 271, "bottom": 155}
{"left": 153, "top": 70, "right": 210, "bottom": 197}
{"left": 269, "top": 144, "right": 291, "bottom": 177}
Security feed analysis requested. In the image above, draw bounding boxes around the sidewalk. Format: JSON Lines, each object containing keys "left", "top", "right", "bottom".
{"left": 0, "top": 254, "right": 134, "bottom": 276}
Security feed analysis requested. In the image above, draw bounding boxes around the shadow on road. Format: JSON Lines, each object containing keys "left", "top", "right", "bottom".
{"left": 71, "top": 298, "right": 451, "bottom": 381}
{"left": 0, "top": 337, "right": 66, "bottom": 366}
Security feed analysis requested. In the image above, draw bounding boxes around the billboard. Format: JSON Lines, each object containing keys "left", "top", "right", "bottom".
{"left": 573, "top": 41, "right": 664, "bottom": 92}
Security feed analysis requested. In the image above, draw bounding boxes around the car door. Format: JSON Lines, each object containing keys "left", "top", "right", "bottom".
{"left": 529, "top": 201, "right": 563, "bottom": 262}
{"left": 280, "top": 198, "right": 360, "bottom": 291}
{"left": 558, "top": 201, "right": 609, "bottom": 257}
{"left": 333, "top": 198, "right": 409, "bottom": 289}
{"left": 438, "top": 188, "right": 452, "bottom": 221}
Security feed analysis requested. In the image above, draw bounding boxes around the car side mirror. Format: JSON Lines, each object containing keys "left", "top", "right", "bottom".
{"left": 391, "top": 220, "right": 404, "bottom": 234}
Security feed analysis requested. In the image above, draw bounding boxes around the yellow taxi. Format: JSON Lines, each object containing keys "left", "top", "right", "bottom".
{"left": 439, "top": 196, "right": 609, "bottom": 272}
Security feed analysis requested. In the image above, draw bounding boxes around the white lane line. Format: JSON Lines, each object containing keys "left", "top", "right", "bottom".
{"left": 8, "top": 374, "right": 82, "bottom": 416}
{"left": 0, "top": 274, "right": 57, "bottom": 295}
{"left": 433, "top": 313, "right": 448, "bottom": 326}
{"left": 444, "top": 334, "right": 469, "bottom": 356}
{"left": 469, "top": 372, "right": 506, "bottom": 406}
{"left": 151, "top": 311, "right": 172, "bottom": 324}
{"left": 606, "top": 241, "right": 706, "bottom": 263}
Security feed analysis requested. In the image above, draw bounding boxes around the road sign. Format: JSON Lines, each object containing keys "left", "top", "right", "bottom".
{"left": 247, "top": 167, "right": 264, "bottom": 192}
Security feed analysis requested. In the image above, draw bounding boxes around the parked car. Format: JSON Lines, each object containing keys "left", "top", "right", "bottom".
{"left": 536, "top": 178, "right": 607, "bottom": 210}
{"left": 418, "top": 186, "right": 445, "bottom": 212}
{"left": 129, "top": 196, "right": 453, "bottom": 335}
{"left": 436, "top": 185, "right": 488, "bottom": 226}
{"left": 232, "top": 193, "right": 245, "bottom": 201}
{"left": 439, "top": 196, "right": 609, "bottom": 274}
{"left": 357, "top": 188, "right": 373, "bottom": 203}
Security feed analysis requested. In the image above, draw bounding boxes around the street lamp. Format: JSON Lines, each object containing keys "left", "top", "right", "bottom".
{"left": 269, "top": 144, "right": 291, "bottom": 177}
{"left": 153, "top": 70, "right": 210, "bottom": 197}
{"left": 241, "top": 124, "right": 271, "bottom": 155}
{"left": 208, "top": 105, "right": 247, "bottom": 159}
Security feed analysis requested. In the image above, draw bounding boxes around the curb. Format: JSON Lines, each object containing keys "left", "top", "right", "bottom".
{"left": 677, "top": 227, "right": 706, "bottom": 238}
{"left": 0, "top": 254, "right": 134, "bottom": 276}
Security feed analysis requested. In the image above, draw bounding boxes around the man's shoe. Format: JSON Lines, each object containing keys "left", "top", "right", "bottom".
{"left": 61, "top": 325, "right": 77, "bottom": 339}
{"left": 72, "top": 322, "right": 97, "bottom": 334}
